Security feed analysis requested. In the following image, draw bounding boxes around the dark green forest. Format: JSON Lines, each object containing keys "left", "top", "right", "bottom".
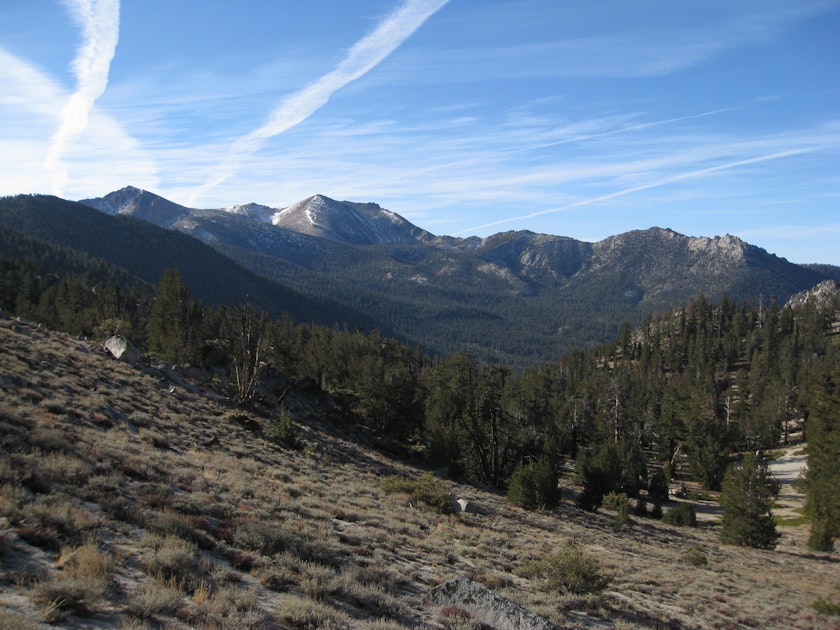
{"left": 1, "top": 241, "right": 838, "bottom": 550}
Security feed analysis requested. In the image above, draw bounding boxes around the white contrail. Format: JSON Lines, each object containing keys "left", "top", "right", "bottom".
{"left": 461, "top": 148, "right": 818, "bottom": 235}
{"left": 45, "top": 0, "right": 120, "bottom": 196}
{"left": 363, "top": 107, "right": 735, "bottom": 189}
{"left": 190, "top": 0, "right": 449, "bottom": 205}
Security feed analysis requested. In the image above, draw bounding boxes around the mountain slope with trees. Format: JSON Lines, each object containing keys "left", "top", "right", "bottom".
{"left": 1, "top": 314, "right": 837, "bottom": 628}
{"left": 1, "top": 199, "right": 839, "bottom": 630}
{"left": 74, "top": 187, "right": 838, "bottom": 366}
{"left": 2, "top": 207, "right": 838, "bottom": 550}
{"left": 0, "top": 194, "right": 381, "bottom": 333}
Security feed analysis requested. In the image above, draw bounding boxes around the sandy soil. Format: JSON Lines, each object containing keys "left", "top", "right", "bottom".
{"left": 768, "top": 444, "right": 808, "bottom": 520}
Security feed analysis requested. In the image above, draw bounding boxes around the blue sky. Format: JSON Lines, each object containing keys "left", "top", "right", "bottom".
{"left": 1, "top": 1, "right": 839, "bottom": 265}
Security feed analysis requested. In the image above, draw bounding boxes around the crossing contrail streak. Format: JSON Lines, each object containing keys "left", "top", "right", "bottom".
{"left": 45, "top": 0, "right": 120, "bottom": 196}
{"left": 189, "top": 0, "right": 449, "bottom": 205}
{"left": 461, "top": 148, "right": 817, "bottom": 235}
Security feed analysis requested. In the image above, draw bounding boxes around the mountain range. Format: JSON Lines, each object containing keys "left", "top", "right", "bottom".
{"left": 2, "top": 187, "right": 836, "bottom": 366}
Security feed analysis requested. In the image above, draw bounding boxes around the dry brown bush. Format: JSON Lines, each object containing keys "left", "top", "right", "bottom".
{"left": 34, "top": 543, "right": 114, "bottom": 622}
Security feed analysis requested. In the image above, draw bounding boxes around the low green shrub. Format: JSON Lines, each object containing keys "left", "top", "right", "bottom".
{"left": 273, "top": 407, "right": 301, "bottom": 450}
{"left": 662, "top": 502, "right": 697, "bottom": 527}
{"left": 681, "top": 545, "right": 708, "bottom": 567}
{"left": 812, "top": 597, "right": 840, "bottom": 616}
{"left": 633, "top": 498, "right": 649, "bottom": 518}
{"left": 601, "top": 492, "right": 631, "bottom": 523}
{"left": 507, "top": 456, "right": 559, "bottom": 511}
{"left": 515, "top": 540, "right": 611, "bottom": 595}
{"left": 649, "top": 500, "right": 663, "bottom": 520}
{"left": 380, "top": 473, "right": 453, "bottom": 514}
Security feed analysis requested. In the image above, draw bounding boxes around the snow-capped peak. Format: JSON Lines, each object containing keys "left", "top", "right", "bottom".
{"left": 269, "top": 194, "right": 431, "bottom": 246}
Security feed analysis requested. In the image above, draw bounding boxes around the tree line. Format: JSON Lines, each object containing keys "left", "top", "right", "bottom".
{"left": 1, "top": 255, "right": 838, "bottom": 551}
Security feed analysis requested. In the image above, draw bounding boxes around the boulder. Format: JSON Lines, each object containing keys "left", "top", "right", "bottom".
{"left": 104, "top": 335, "right": 141, "bottom": 366}
{"left": 424, "top": 577, "right": 555, "bottom": 630}
{"left": 451, "top": 497, "right": 479, "bottom": 514}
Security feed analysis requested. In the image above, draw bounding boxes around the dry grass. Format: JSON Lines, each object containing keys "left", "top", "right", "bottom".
{"left": 0, "top": 317, "right": 838, "bottom": 629}
{"left": 33, "top": 543, "right": 114, "bottom": 622}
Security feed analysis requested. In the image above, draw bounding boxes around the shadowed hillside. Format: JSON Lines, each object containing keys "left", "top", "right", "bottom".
{"left": 1, "top": 316, "right": 837, "bottom": 629}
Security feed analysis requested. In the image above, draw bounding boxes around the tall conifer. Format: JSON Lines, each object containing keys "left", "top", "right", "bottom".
{"left": 719, "top": 452, "right": 780, "bottom": 549}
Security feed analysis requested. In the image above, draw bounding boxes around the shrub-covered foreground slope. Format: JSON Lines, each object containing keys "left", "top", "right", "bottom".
{"left": 0, "top": 318, "right": 837, "bottom": 629}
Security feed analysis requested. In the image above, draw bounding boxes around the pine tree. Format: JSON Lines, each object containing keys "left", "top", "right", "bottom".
{"left": 147, "top": 268, "right": 203, "bottom": 364}
{"left": 507, "top": 455, "right": 560, "bottom": 511}
{"left": 805, "top": 366, "right": 840, "bottom": 551}
{"left": 719, "top": 452, "right": 780, "bottom": 549}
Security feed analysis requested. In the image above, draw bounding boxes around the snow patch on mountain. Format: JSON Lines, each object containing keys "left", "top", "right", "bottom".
{"left": 268, "top": 194, "right": 434, "bottom": 246}
{"left": 222, "top": 202, "right": 275, "bottom": 223}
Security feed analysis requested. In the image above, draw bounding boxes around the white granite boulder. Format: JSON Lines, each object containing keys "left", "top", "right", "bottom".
{"left": 104, "top": 335, "right": 141, "bottom": 366}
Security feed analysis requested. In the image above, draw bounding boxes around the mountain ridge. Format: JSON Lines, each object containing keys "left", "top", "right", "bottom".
{"left": 0, "top": 194, "right": 382, "bottom": 332}
{"left": 81, "top": 186, "right": 785, "bottom": 263}
{"left": 11, "top": 186, "right": 835, "bottom": 365}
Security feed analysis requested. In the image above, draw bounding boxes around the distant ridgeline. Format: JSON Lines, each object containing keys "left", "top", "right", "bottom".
{"left": 1, "top": 191, "right": 838, "bottom": 365}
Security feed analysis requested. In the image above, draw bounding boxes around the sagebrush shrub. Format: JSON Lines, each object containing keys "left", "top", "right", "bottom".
{"left": 35, "top": 544, "right": 114, "bottom": 620}
{"left": 233, "top": 520, "right": 296, "bottom": 556}
{"left": 276, "top": 595, "right": 347, "bottom": 629}
{"left": 681, "top": 545, "right": 708, "bottom": 567}
{"left": 381, "top": 473, "right": 453, "bottom": 514}
{"left": 143, "top": 534, "right": 215, "bottom": 594}
{"left": 515, "top": 541, "right": 610, "bottom": 594}
{"left": 127, "top": 579, "right": 183, "bottom": 619}
{"left": 439, "top": 605, "right": 484, "bottom": 630}
{"left": 601, "top": 491, "right": 631, "bottom": 522}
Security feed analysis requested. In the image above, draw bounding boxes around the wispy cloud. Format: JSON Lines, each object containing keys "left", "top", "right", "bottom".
{"left": 44, "top": 0, "right": 120, "bottom": 196}
{"left": 188, "top": 0, "right": 449, "bottom": 205}
{"left": 0, "top": 47, "right": 157, "bottom": 198}
{"left": 460, "top": 148, "right": 819, "bottom": 235}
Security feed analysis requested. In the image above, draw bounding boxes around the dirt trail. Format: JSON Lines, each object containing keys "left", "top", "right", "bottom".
{"left": 767, "top": 444, "right": 808, "bottom": 519}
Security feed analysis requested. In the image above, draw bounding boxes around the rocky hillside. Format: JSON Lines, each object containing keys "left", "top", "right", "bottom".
{"left": 1, "top": 316, "right": 837, "bottom": 629}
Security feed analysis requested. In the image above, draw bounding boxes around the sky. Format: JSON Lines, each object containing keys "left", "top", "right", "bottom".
{"left": 1, "top": 1, "right": 839, "bottom": 265}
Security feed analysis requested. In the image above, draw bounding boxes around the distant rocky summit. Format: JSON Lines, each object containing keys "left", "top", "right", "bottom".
{"left": 785, "top": 279, "right": 840, "bottom": 309}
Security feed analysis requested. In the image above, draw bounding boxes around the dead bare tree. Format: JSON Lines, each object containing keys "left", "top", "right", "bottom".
{"left": 228, "top": 298, "right": 269, "bottom": 405}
